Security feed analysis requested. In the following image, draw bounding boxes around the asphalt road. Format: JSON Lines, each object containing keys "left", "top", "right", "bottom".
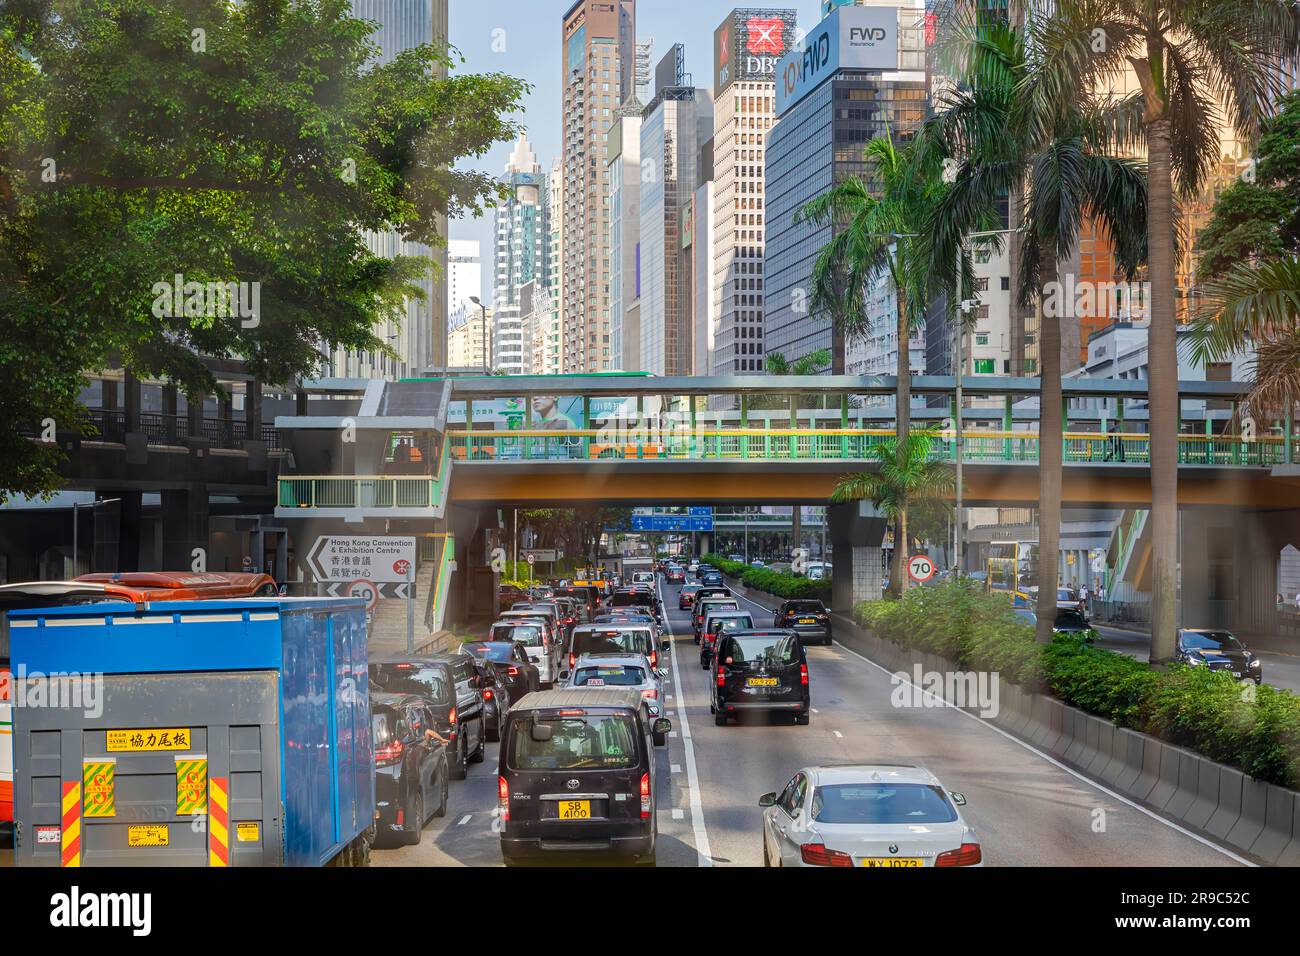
{"left": 373, "top": 575, "right": 1248, "bottom": 868}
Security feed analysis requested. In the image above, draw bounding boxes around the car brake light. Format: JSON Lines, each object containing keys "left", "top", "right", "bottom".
{"left": 935, "top": 843, "right": 982, "bottom": 867}
{"left": 569, "top": 653, "right": 576, "bottom": 670}
{"left": 483, "top": 689, "right": 493, "bottom": 700}
{"left": 650, "top": 650, "right": 658, "bottom": 668}
{"left": 448, "top": 707, "right": 457, "bottom": 726}
{"left": 800, "top": 663, "right": 809, "bottom": 686}
{"left": 640, "top": 772, "right": 651, "bottom": 818}
{"left": 641, "top": 688, "right": 657, "bottom": 700}
{"left": 498, "top": 775, "right": 509, "bottom": 822}
{"left": 558, "top": 708, "right": 586, "bottom": 716}
{"left": 800, "top": 843, "right": 853, "bottom": 867}
{"left": 716, "top": 666, "right": 726, "bottom": 687}
{"left": 507, "top": 666, "right": 519, "bottom": 676}
{"left": 375, "top": 739, "right": 404, "bottom": 767}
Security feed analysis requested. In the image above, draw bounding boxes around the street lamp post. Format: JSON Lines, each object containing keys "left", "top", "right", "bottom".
{"left": 469, "top": 295, "right": 490, "bottom": 375}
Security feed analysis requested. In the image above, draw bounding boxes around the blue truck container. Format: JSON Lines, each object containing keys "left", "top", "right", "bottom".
{"left": 7, "top": 597, "right": 374, "bottom": 867}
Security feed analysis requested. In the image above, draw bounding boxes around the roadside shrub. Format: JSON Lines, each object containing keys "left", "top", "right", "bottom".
{"left": 703, "top": 554, "right": 831, "bottom": 601}
{"left": 853, "top": 581, "right": 1300, "bottom": 789}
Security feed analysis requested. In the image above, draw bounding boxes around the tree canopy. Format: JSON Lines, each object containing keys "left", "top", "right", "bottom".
{"left": 0, "top": 0, "right": 527, "bottom": 500}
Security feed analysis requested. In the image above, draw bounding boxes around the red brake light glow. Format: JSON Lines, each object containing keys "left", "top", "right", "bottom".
{"left": 800, "top": 663, "right": 809, "bottom": 686}
{"left": 374, "top": 739, "right": 404, "bottom": 767}
{"left": 558, "top": 708, "right": 586, "bottom": 716}
{"left": 716, "top": 666, "right": 726, "bottom": 687}
{"left": 800, "top": 843, "right": 853, "bottom": 867}
{"left": 640, "top": 772, "right": 651, "bottom": 818}
{"left": 935, "top": 843, "right": 982, "bottom": 867}
{"left": 498, "top": 775, "right": 509, "bottom": 822}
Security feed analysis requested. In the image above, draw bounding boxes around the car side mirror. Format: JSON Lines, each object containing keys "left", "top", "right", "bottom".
{"left": 652, "top": 717, "right": 672, "bottom": 736}
{"left": 660, "top": 639, "right": 670, "bottom": 651}
{"left": 949, "top": 791, "right": 967, "bottom": 806}
{"left": 758, "top": 792, "right": 777, "bottom": 808}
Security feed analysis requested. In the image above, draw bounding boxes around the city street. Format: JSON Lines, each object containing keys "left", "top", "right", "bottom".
{"left": 372, "top": 574, "right": 1247, "bottom": 868}
{"left": 1093, "top": 626, "right": 1300, "bottom": 693}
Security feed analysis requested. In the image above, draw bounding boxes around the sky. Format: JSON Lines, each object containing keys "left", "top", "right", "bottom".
{"left": 446, "top": 0, "right": 828, "bottom": 306}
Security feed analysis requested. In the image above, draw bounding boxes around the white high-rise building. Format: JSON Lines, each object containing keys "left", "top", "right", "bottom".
{"left": 608, "top": 107, "right": 642, "bottom": 370}
{"left": 492, "top": 135, "right": 549, "bottom": 375}
{"left": 447, "top": 240, "right": 481, "bottom": 323}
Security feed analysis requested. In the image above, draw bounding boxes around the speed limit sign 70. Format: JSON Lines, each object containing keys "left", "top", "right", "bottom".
{"left": 908, "top": 555, "right": 936, "bottom": 583}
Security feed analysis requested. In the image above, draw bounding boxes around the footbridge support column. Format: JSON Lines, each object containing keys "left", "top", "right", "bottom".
{"left": 829, "top": 501, "right": 887, "bottom": 615}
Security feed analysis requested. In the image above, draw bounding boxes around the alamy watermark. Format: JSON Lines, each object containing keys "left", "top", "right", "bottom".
{"left": 1, "top": 666, "right": 104, "bottom": 719}
{"left": 1042, "top": 275, "right": 1148, "bottom": 321}
{"left": 151, "top": 272, "right": 260, "bottom": 328}
{"left": 890, "top": 664, "right": 1000, "bottom": 719}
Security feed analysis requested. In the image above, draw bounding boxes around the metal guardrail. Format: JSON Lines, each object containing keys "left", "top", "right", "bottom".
{"left": 278, "top": 434, "right": 453, "bottom": 511}
{"left": 442, "top": 428, "right": 1289, "bottom": 467}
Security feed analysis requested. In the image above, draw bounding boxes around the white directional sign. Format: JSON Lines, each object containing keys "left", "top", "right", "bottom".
{"left": 908, "top": 554, "right": 937, "bottom": 583}
{"left": 307, "top": 535, "right": 416, "bottom": 583}
{"left": 522, "top": 549, "right": 557, "bottom": 563}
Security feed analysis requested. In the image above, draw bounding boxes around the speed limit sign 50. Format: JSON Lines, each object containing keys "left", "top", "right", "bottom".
{"left": 907, "top": 555, "right": 936, "bottom": 583}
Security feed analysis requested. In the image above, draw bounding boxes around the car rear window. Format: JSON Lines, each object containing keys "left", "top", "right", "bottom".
{"left": 811, "top": 784, "right": 958, "bottom": 824}
{"left": 785, "top": 601, "right": 825, "bottom": 613}
{"left": 708, "top": 614, "right": 753, "bottom": 633}
{"left": 612, "top": 592, "right": 654, "bottom": 607}
{"left": 510, "top": 714, "right": 639, "bottom": 770}
{"left": 572, "top": 664, "right": 646, "bottom": 687}
{"left": 370, "top": 665, "right": 450, "bottom": 703}
{"left": 722, "top": 634, "right": 796, "bottom": 664}
{"left": 473, "top": 642, "right": 517, "bottom": 663}
{"left": 699, "top": 600, "right": 738, "bottom": 615}
{"left": 573, "top": 629, "right": 649, "bottom": 656}
{"left": 493, "top": 623, "right": 543, "bottom": 645}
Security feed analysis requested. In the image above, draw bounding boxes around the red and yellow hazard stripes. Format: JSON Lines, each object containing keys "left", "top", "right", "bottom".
{"left": 208, "top": 776, "right": 229, "bottom": 867}
{"left": 82, "top": 759, "right": 116, "bottom": 817}
{"left": 61, "top": 781, "right": 81, "bottom": 867}
{"left": 176, "top": 756, "right": 208, "bottom": 815}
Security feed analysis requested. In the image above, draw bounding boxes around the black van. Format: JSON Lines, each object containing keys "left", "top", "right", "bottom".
{"left": 370, "top": 655, "right": 487, "bottom": 780}
{"left": 498, "top": 688, "right": 671, "bottom": 866}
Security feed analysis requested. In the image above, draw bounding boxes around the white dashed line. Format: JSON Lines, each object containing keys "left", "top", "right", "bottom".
{"left": 672, "top": 808, "right": 685, "bottom": 820}
{"left": 457, "top": 814, "right": 472, "bottom": 826}
{"left": 811, "top": 708, "right": 820, "bottom": 714}
{"left": 671, "top": 763, "right": 681, "bottom": 773}
{"left": 832, "top": 730, "right": 843, "bottom": 739}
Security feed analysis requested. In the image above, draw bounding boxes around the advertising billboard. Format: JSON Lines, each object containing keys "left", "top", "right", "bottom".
{"left": 713, "top": 8, "right": 799, "bottom": 94}
{"left": 775, "top": 5, "right": 899, "bottom": 116}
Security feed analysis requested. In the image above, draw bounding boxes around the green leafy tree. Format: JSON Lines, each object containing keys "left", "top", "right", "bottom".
{"left": 755, "top": 348, "right": 833, "bottom": 411}
{"left": 1196, "top": 91, "right": 1300, "bottom": 281}
{"left": 830, "top": 428, "right": 955, "bottom": 599}
{"left": 1029, "top": 0, "right": 1300, "bottom": 663}
{"left": 0, "top": 0, "right": 527, "bottom": 500}
{"left": 921, "top": 8, "right": 1146, "bottom": 643}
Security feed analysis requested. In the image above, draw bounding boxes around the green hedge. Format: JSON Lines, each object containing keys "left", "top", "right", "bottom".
{"left": 854, "top": 581, "right": 1300, "bottom": 789}
{"left": 700, "top": 554, "right": 832, "bottom": 601}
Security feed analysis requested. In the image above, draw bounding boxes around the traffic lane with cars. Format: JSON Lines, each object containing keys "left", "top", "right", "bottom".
{"left": 1091, "top": 626, "right": 1300, "bottom": 694}
{"left": 659, "top": 578, "right": 1244, "bottom": 868}
{"left": 371, "top": 672, "right": 702, "bottom": 867}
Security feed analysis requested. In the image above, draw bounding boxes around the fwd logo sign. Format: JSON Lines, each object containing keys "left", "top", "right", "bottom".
{"left": 850, "top": 27, "right": 888, "bottom": 42}
{"left": 782, "top": 32, "right": 832, "bottom": 96}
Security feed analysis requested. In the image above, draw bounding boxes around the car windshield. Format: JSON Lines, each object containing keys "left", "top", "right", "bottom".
{"left": 612, "top": 592, "right": 654, "bottom": 607}
{"left": 492, "top": 623, "right": 543, "bottom": 645}
{"left": 700, "top": 601, "right": 738, "bottom": 615}
{"left": 785, "top": 602, "right": 824, "bottom": 614}
{"left": 472, "top": 642, "right": 518, "bottom": 663}
{"left": 723, "top": 634, "right": 796, "bottom": 664}
{"left": 371, "top": 665, "right": 449, "bottom": 703}
{"left": 810, "top": 784, "right": 958, "bottom": 825}
{"left": 574, "top": 630, "right": 649, "bottom": 656}
{"left": 572, "top": 664, "right": 646, "bottom": 687}
{"left": 510, "top": 714, "right": 639, "bottom": 770}
{"left": 1181, "top": 631, "right": 1244, "bottom": 652}
{"left": 1055, "top": 609, "right": 1089, "bottom": 629}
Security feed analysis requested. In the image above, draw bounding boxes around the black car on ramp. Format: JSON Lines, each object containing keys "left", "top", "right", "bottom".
{"left": 371, "top": 693, "right": 450, "bottom": 848}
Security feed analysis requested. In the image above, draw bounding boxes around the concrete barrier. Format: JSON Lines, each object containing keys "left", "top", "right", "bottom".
{"left": 1033, "top": 697, "right": 1066, "bottom": 755}
{"left": 1146, "top": 743, "right": 1182, "bottom": 810}
{"left": 1183, "top": 756, "right": 1222, "bottom": 831}
{"left": 1205, "top": 766, "right": 1244, "bottom": 841}
{"left": 1129, "top": 738, "right": 1163, "bottom": 803}
{"left": 1164, "top": 749, "right": 1202, "bottom": 821}
{"left": 1096, "top": 723, "right": 1128, "bottom": 788}
{"left": 1086, "top": 718, "right": 1113, "bottom": 778}
{"left": 1276, "top": 798, "right": 1300, "bottom": 866}
{"left": 1249, "top": 786, "right": 1296, "bottom": 865}
{"left": 1226, "top": 774, "right": 1269, "bottom": 856}
{"left": 1110, "top": 728, "right": 1146, "bottom": 793}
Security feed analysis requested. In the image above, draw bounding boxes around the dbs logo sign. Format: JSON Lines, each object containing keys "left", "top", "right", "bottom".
{"left": 746, "top": 16, "right": 786, "bottom": 56}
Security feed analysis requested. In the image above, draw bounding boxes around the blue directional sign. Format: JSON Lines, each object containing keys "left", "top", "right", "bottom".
{"left": 631, "top": 514, "right": 714, "bottom": 532}
{"left": 688, "top": 506, "right": 713, "bottom": 517}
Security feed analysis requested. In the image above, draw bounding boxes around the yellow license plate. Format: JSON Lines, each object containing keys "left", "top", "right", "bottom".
{"left": 861, "top": 857, "right": 922, "bottom": 867}
{"left": 798, "top": 618, "right": 816, "bottom": 625}
{"left": 747, "top": 677, "right": 778, "bottom": 686}
{"left": 557, "top": 800, "right": 591, "bottom": 820}
{"left": 127, "top": 825, "right": 169, "bottom": 847}
{"left": 107, "top": 728, "right": 192, "bottom": 752}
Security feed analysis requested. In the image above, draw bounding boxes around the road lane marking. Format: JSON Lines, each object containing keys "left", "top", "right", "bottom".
{"left": 671, "top": 764, "right": 681, "bottom": 773}
{"left": 831, "top": 638, "right": 1256, "bottom": 867}
{"left": 658, "top": 576, "right": 714, "bottom": 867}
{"left": 672, "top": 808, "right": 685, "bottom": 820}
{"left": 457, "top": 814, "right": 472, "bottom": 825}
{"left": 832, "top": 730, "right": 843, "bottom": 738}
{"left": 811, "top": 708, "right": 820, "bottom": 714}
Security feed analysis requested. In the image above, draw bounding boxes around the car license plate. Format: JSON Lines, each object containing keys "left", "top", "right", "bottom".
{"left": 557, "top": 800, "right": 591, "bottom": 820}
{"left": 798, "top": 618, "right": 816, "bottom": 625}
{"left": 861, "top": 857, "right": 922, "bottom": 867}
{"left": 747, "top": 677, "right": 778, "bottom": 687}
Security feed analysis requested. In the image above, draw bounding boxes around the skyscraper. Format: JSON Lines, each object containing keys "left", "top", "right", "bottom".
{"left": 763, "top": 4, "right": 926, "bottom": 372}
{"left": 561, "top": 0, "right": 636, "bottom": 373}
{"left": 608, "top": 105, "right": 643, "bottom": 370}
{"left": 492, "top": 134, "right": 550, "bottom": 375}
{"left": 709, "top": 9, "right": 797, "bottom": 377}
{"left": 639, "top": 45, "right": 713, "bottom": 375}
{"left": 334, "top": 0, "right": 449, "bottom": 378}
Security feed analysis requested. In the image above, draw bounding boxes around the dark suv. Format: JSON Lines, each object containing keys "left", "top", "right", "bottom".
{"left": 710, "top": 629, "right": 810, "bottom": 726}
{"left": 498, "top": 688, "right": 670, "bottom": 866}
{"left": 1175, "top": 629, "right": 1262, "bottom": 684}
{"left": 773, "top": 599, "right": 832, "bottom": 645}
{"left": 370, "top": 655, "right": 487, "bottom": 780}
{"left": 371, "top": 693, "right": 450, "bottom": 847}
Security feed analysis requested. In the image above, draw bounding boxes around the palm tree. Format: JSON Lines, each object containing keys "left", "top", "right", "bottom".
{"left": 831, "top": 428, "right": 956, "bottom": 599}
{"left": 919, "top": 9, "right": 1147, "bottom": 642}
{"left": 1189, "top": 256, "right": 1300, "bottom": 415}
{"left": 1028, "top": 0, "right": 1300, "bottom": 662}
{"left": 796, "top": 135, "right": 945, "bottom": 446}
{"left": 765, "top": 349, "right": 832, "bottom": 376}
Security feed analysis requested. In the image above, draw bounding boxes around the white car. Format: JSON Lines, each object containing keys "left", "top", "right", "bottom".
{"left": 760, "top": 765, "right": 982, "bottom": 867}
{"left": 563, "top": 653, "right": 669, "bottom": 747}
